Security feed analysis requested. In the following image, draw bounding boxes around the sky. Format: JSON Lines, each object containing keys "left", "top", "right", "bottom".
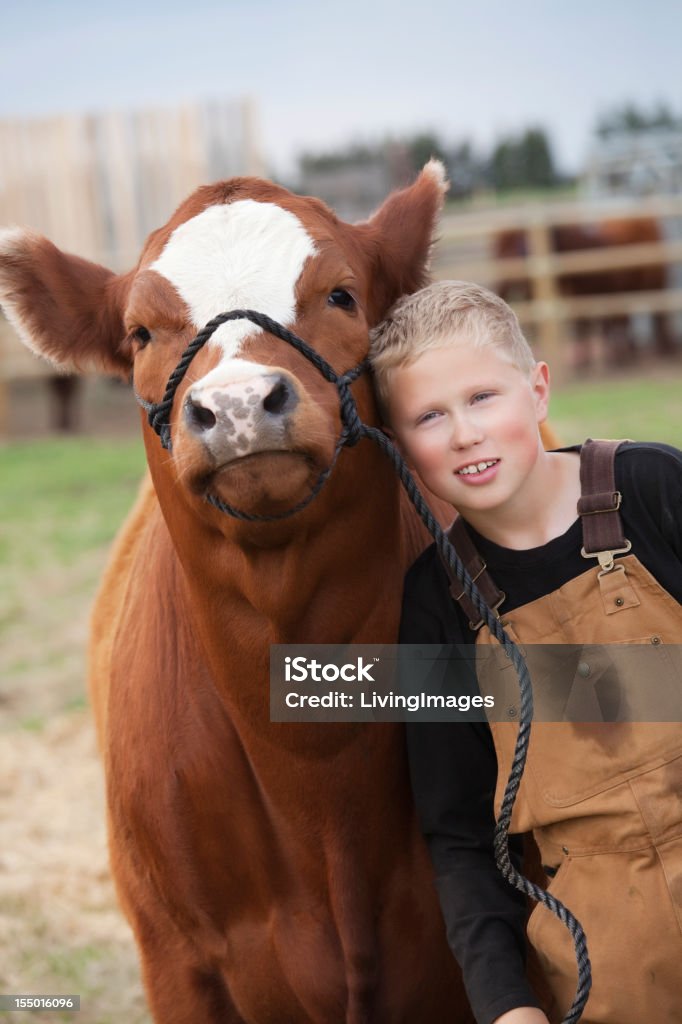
{"left": 1, "top": 1, "right": 681, "bottom": 180}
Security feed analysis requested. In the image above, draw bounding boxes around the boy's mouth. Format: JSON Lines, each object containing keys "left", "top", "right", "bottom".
{"left": 456, "top": 458, "right": 499, "bottom": 476}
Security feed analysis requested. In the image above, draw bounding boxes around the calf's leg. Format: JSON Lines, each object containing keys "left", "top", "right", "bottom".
{"left": 134, "top": 919, "right": 246, "bottom": 1024}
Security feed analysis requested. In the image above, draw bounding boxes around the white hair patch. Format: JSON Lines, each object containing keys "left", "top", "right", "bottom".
{"left": 151, "top": 200, "right": 317, "bottom": 386}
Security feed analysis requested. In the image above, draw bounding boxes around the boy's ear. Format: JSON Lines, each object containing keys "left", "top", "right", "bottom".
{"left": 532, "top": 361, "right": 551, "bottom": 423}
{"left": 0, "top": 228, "right": 134, "bottom": 377}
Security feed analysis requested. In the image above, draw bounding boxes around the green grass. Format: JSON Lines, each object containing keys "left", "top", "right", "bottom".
{"left": 0, "top": 438, "right": 147, "bottom": 565}
{"left": 19, "top": 715, "right": 46, "bottom": 732}
{"left": 0, "top": 438, "right": 147, "bottom": 723}
{"left": 44, "top": 945, "right": 104, "bottom": 987}
{"left": 550, "top": 371, "right": 682, "bottom": 447}
{"left": 3, "top": 936, "right": 150, "bottom": 1024}
{"left": 0, "top": 375, "right": 679, "bottom": 560}
{"left": 0, "top": 436, "right": 156, "bottom": 1024}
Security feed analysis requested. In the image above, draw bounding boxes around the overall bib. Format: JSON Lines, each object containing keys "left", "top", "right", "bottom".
{"left": 446, "top": 441, "right": 682, "bottom": 1023}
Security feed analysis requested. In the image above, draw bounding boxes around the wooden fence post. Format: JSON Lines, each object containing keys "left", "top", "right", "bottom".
{"left": 526, "top": 213, "right": 564, "bottom": 377}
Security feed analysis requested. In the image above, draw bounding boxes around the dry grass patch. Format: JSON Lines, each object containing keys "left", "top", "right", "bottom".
{"left": 0, "top": 711, "right": 150, "bottom": 1023}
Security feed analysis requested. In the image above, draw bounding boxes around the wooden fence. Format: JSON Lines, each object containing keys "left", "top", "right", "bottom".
{"left": 0, "top": 98, "right": 261, "bottom": 434}
{"left": 4, "top": 156, "right": 682, "bottom": 433}
{"left": 432, "top": 194, "right": 682, "bottom": 369}
{"left": 0, "top": 97, "right": 261, "bottom": 269}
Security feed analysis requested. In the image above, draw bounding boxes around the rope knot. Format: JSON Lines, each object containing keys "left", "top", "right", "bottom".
{"left": 336, "top": 375, "right": 364, "bottom": 447}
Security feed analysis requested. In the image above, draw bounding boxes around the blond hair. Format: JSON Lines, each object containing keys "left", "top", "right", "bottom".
{"left": 369, "top": 280, "right": 536, "bottom": 419}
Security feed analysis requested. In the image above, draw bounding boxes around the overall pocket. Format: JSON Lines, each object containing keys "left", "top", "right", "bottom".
{"left": 527, "top": 844, "right": 682, "bottom": 1023}
{"left": 524, "top": 636, "right": 682, "bottom": 808}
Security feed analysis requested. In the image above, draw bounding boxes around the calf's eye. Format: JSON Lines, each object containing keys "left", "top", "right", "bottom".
{"left": 134, "top": 326, "right": 152, "bottom": 347}
{"left": 328, "top": 289, "right": 356, "bottom": 311}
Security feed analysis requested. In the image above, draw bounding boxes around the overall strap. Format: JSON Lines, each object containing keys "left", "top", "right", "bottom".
{"left": 441, "top": 439, "right": 632, "bottom": 625}
{"left": 578, "top": 438, "right": 631, "bottom": 573}
{"left": 443, "top": 516, "right": 506, "bottom": 630}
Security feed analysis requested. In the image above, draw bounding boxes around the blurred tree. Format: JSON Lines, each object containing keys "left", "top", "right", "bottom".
{"left": 488, "top": 127, "right": 557, "bottom": 190}
{"left": 447, "top": 141, "right": 482, "bottom": 198}
{"left": 596, "top": 101, "right": 680, "bottom": 137}
{"left": 299, "top": 142, "right": 379, "bottom": 173}
{"left": 524, "top": 128, "right": 556, "bottom": 187}
{"left": 490, "top": 137, "right": 520, "bottom": 190}
{"left": 405, "top": 131, "right": 449, "bottom": 173}
{"left": 298, "top": 125, "right": 562, "bottom": 197}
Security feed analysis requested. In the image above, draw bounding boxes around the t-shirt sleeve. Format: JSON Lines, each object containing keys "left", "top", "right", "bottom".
{"left": 628, "top": 442, "right": 682, "bottom": 559}
{"left": 400, "top": 562, "right": 542, "bottom": 1023}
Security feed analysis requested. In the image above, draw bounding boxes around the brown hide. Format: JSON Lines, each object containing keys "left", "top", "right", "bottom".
{"left": 0, "top": 166, "right": 483, "bottom": 1023}
{"left": 496, "top": 218, "right": 664, "bottom": 297}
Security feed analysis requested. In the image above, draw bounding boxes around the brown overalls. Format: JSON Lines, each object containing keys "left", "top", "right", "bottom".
{"left": 446, "top": 440, "right": 682, "bottom": 1023}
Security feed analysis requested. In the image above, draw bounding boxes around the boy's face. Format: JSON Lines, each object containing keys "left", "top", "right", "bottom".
{"left": 385, "top": 342, "right": 550, "bottom": 523}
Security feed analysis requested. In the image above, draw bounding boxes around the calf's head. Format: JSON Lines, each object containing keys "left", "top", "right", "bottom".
{"left": 0, "top": 165, "right": 446, "bottom": 526}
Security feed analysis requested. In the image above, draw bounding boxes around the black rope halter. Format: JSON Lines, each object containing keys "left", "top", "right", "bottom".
{"left": 134, "top": 310, "right": 367, "bottom": 521}
{"left": 135, "top": 308, "right": 592, "bottom": 1022}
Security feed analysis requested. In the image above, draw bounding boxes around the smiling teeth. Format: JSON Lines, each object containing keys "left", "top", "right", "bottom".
{"left": 457, "top": 460, "right": 498, "bottom": 475}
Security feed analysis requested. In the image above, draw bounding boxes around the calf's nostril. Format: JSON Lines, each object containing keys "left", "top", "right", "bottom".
{"left": 185, "top": 396, "right": 217, "bottom": 432}
{"left": 263, "top": 379, "right": 290, "bottom": 416}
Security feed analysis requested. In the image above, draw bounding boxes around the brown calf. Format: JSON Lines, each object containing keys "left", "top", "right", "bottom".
{"left": 0, "top": 165, "right": 480, "bottom": 1022}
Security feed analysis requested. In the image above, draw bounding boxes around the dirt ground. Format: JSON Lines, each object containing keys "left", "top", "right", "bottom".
{"left": 1, "top": 377, "right": 150, "bottom": 1022}
{"left": 0, "top": 714, "right": 150, "bottom": 1023}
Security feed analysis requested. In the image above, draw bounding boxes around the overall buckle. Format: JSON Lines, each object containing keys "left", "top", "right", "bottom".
{"left": 580, "top": 540, "right": 632, "bottom": 576}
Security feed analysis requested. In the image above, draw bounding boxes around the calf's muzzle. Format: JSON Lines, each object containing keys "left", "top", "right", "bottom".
{"left": 183, "top": 372, "right": 300, "bottom": 464}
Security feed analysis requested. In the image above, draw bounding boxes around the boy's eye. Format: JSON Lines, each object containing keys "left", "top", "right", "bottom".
{"left": 471, "top": 391, "right": 494, "bottom": 404}
{"left": 416, "top": 411, "right": 440, "bottom": 425}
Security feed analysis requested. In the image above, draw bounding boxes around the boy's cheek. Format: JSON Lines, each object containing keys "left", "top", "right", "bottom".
{"left": 405, "top": 445, "right": 442, "bottom": 479}
{"left": 503, "top": 418, "right": 546, "bottom": 467}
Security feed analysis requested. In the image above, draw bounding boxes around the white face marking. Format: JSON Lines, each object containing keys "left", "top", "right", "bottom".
{"left": 151, "top": 200, "right": 317, "bottom": 388}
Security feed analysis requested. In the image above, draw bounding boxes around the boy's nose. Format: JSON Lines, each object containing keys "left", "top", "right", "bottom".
{"left": 449, "top": 413, "right": 484, "bottom": 449}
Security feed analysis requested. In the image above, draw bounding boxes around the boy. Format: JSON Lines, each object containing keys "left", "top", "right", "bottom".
{"left": 369, "top": 281, "right": 682, "bottom": 1024}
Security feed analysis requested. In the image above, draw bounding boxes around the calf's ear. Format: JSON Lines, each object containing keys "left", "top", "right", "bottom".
{"left": 359, "top": 159, "right": 448, "bottom": 324}
{"left": 0, "top": 228, "right": 133, "bottom": 376}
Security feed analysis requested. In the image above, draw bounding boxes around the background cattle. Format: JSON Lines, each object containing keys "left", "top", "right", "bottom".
{"left": 495, "top": 217, "right": 672, "bottom": 369}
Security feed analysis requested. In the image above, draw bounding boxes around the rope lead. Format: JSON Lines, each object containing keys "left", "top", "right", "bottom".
{"left": 135, "top": 309, "right": 592, "bottom": 1023}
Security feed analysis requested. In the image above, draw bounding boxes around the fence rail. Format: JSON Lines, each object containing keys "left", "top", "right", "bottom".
{"left": 437, "top": 194, "right": 682, "bottom": 237}
{"left": 440, "top": 238, "right": 682, "bottom": 286}
{"left": 3, "top": 180, "right": 682, "bottom": 434}
{"left": 433, "top": 194, "right": 682, "bottom": 367}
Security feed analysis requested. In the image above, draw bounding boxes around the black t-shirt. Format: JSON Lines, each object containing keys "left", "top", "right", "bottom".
{"left": 400, "top": 442, "right": 682, "bottom": 1024}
